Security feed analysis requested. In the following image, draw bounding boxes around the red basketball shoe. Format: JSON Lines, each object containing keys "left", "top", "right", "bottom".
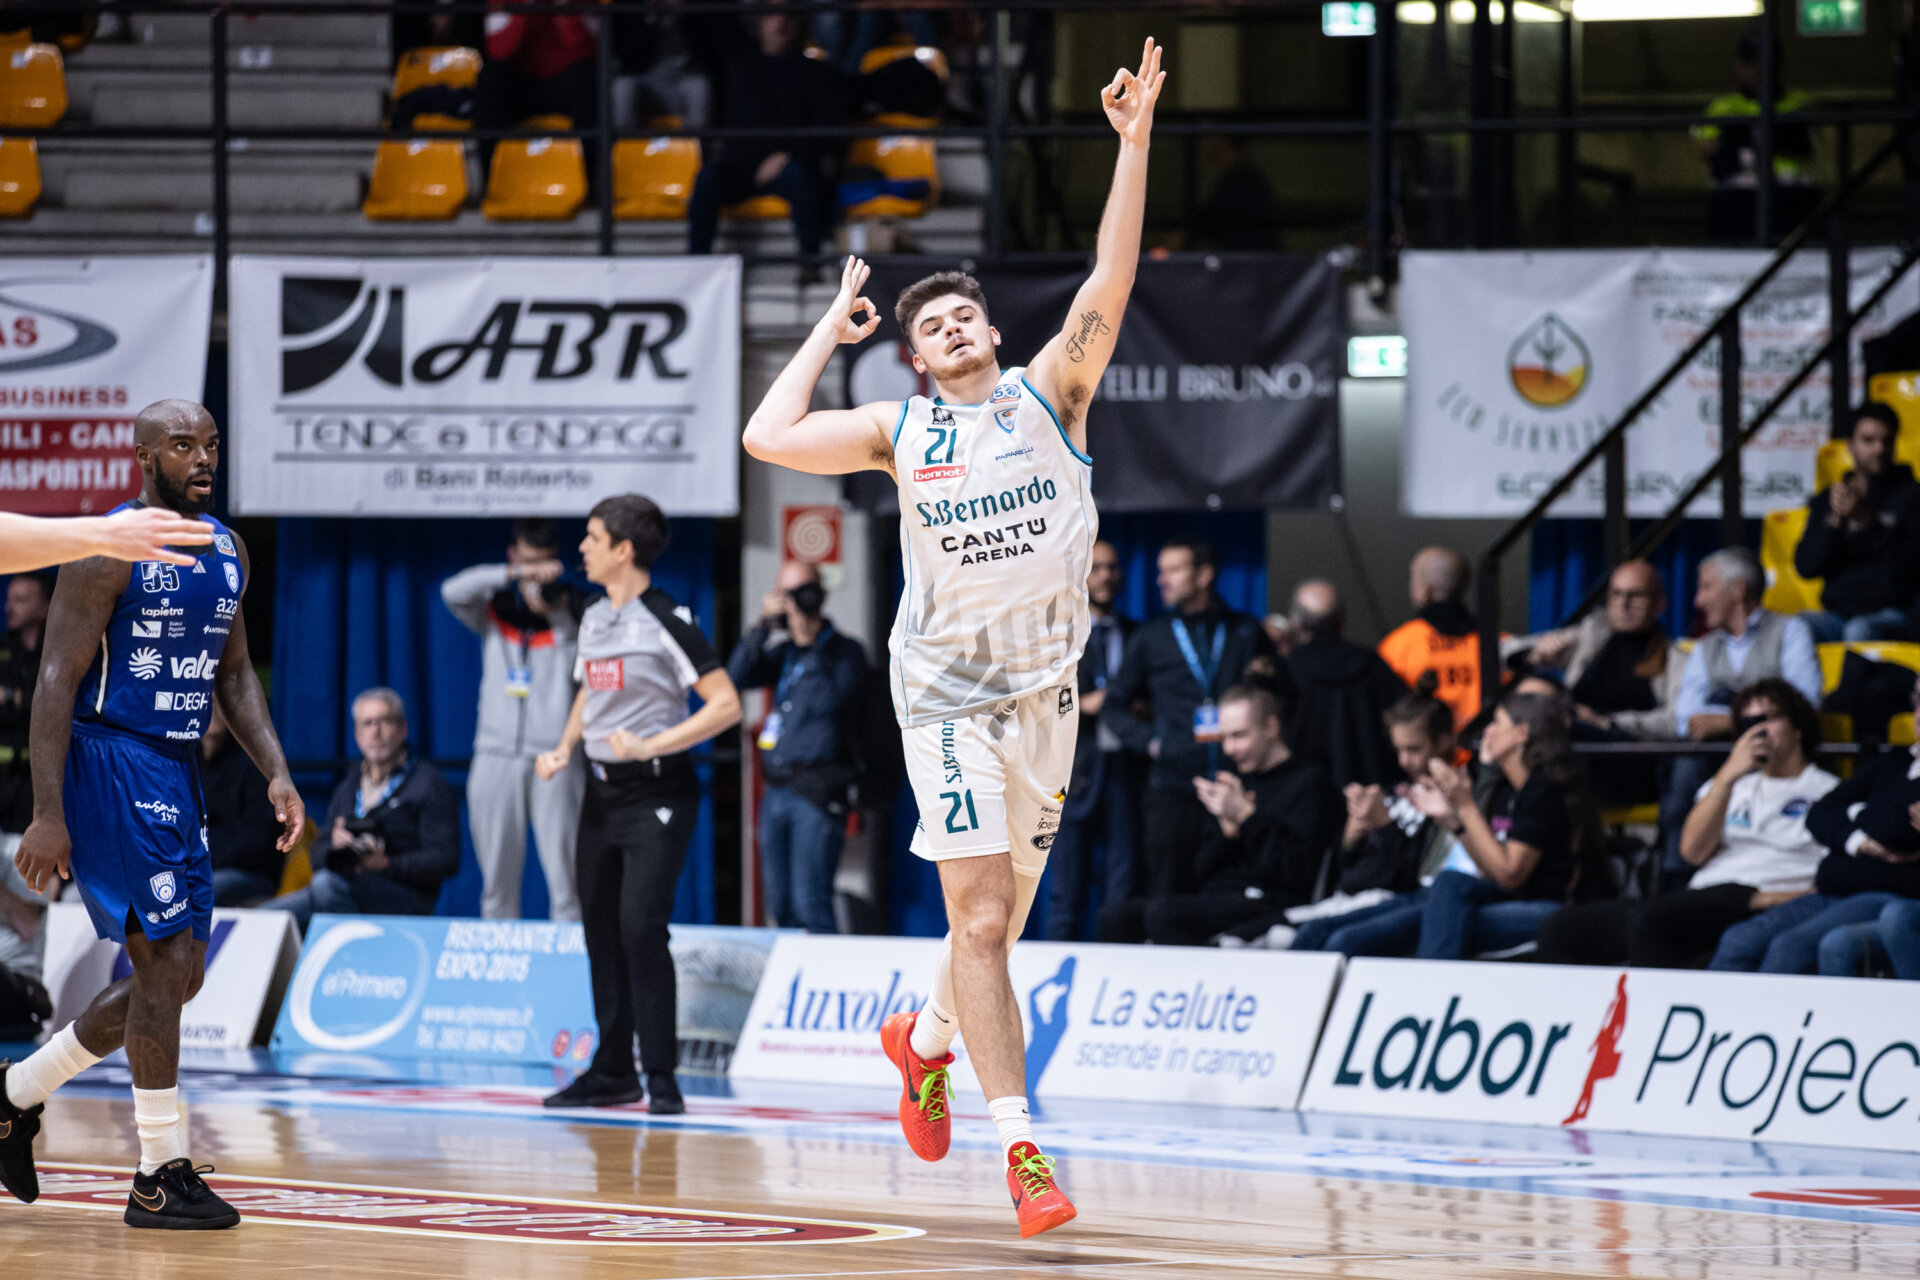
{"left": 1005, "top": 1141, "right": 1076, "bottom": 1237}
{"left": 879, "top": 1010, "right": 952, "bottom": 1162}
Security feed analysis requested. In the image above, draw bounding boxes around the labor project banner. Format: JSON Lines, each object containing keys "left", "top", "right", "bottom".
{"left": 1401, "top": 247, "right": 1920, "bottom": 517}
{"left": 42, "top": 903, "right": 300, "bottom": 1050}
{"left": 271, "top": 916, "right": 775, "bottom": 1067}
{"left": 730, "top": 934, "right": 1343, "bottom": 1108}
{"left": 0, "top": 256, "right": 214, "bottom": 515}
{"left": 228, "top": 255, "right": 741, "bottom": 516}
{"left": 1299, "top": 958, "right": 1920, "bottom": 1152}
{"left": 840, "top": 255, "right": 1341, "bottom": 513}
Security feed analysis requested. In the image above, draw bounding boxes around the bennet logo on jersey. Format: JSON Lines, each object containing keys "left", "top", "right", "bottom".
{"left": 214, "top": 533, "right": 235, "bottom": 556}
{"left": 585, "top": 658, "right": 624, "bottom": 691}
{"left": 132, "top": 620, "right": 161, "bottom": 639}
{"left": 129, "top": 647, "right": 163, "bottom": 679}
{"left": 149, "top": 872, "right": 177, "bottom": 903}
{"left": 135, "top": 800, "right": 182, "bottom": 825}
{"left": 170, "top": 651, "right": 218, "bottom": 680}
{"left": 154, "top": 690, "right": 211, "bottom": 712}
{"left": 140, "top": 563, "right": 179, "bottom": 594}
{"left": 913, "top": 464, "right": 968, "bottom": 483}
{"left": 915, "top": 476, "right": 1057, "bottom": 529}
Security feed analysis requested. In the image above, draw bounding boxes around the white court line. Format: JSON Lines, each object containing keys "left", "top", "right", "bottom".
{"left": 655, "top": 1238, "right": 1920, "bottom": 1280}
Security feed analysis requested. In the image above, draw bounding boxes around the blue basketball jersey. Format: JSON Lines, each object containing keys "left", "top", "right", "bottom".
{"left": 74, "top": 502, "right": 244, "bottom": 742}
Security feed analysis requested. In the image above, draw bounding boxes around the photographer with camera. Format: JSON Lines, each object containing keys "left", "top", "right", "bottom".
{"left": 1536, "top": 678, "right": 1837, "bottom": 968}
{"left": 728, "top": 560, "right": 870, "bottom": 934}
{"left": 266, "top": 688, "right": 460, "bottom": 932}
{"left": 442, "top": 518, "right": 587, "bottom": 922}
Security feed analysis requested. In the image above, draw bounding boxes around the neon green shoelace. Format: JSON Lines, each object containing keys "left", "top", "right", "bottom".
{"left": 915, "top": 1062, "right": 950, "bottom": 1122}
{"left": 1010, "top": 1149, "right": 1056, "bottom": 1199}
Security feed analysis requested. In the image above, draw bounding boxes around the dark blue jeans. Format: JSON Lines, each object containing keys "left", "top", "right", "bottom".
{"left": 760, "top": 785, "right": 844, "bottom": 934}
{"left": 1298, "top": 873, "right": 1558, "bottom": 959}
{"left": 687, "top": 156, "right": 823, "bottom": 256}
{"left": 1045, "top": 769, "right": 1136, "bottom": 941}
{"left": 1710, "top": 892, "right": 1900, "bottom": 973}
{"left": 1817, "top": 897, "right": 1920, "bottom": 978}
{"left": 264, "top": 868, "right": 437, "bottom": 933}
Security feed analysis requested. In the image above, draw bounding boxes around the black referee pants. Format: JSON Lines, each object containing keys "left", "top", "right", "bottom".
{"left": 578, "top": 754, "right": 700, "bottom": 1084}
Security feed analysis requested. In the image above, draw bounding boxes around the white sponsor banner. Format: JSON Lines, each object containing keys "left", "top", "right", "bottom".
{"left": 1300, "top": 958, "right": 1920, "bottom": 1153}
{"left": 0, "top": 256, "right": 214, "bottom": 514}
{"left": 44, "top": 902, "right": 301, "bottom": 1050}
{"left": 228, "top": 255, "right": 741, "bottom": 516}
{"left": 730, "top": 935, "right": 1343, "bottom": 1109}
{"left": 1401, "top": 247, "right": 1920, "bottom": 517}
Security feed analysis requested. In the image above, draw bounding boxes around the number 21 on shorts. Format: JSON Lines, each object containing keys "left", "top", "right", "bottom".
{"left": 940, "top": 789, "right": 980, "bottom": 834}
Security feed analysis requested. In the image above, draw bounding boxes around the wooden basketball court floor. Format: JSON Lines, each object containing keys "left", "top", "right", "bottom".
{"left": 6, "top": 1049, "right": 1920, "bottom": 1279}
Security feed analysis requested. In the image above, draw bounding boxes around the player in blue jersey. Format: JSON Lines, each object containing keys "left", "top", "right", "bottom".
{"left": 0, "top": 399, "right": 304, "bottom": 1230}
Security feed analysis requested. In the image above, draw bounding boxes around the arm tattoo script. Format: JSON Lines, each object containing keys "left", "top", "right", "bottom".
{"left": 1065, "top": 309, "right": 1112, "bottom": 363}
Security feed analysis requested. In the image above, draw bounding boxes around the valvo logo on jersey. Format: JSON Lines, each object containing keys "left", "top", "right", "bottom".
{"left": 170, "top": 650, "right": 218, "bottom": 680}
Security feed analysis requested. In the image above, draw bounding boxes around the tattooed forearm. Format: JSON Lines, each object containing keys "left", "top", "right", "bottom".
{"left": 1065, "top": 309, "right": 1112, "bottom": 363}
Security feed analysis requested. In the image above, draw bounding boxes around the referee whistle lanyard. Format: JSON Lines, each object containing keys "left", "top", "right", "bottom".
{"left": 1171, "top": 617, "right": 1227, "bottom": 771}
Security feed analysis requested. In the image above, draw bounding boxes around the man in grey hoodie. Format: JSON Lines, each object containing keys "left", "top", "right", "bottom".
{"left": 442, "top": 519, "right": 585, "bottom": 920}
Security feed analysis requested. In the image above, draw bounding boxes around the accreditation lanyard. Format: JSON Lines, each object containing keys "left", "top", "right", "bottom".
{"left": 759, "top": 626, "right": 832, "bottom": 752}
{"left": 1171, "top": 618, "right": 1227, "bottom": 748}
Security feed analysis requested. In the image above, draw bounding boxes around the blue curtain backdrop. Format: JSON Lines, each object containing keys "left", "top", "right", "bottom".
{"left": 270, "top": 516, "right": 721, "bottom": 924}
{"left": 886, "top": 508, "right": 1271, "bottom": 939}
{"left": 1528, "top": 517, "right": 1760, "bottom": 636}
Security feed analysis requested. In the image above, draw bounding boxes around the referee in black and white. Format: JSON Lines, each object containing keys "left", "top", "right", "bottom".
{"left": 535, "top": 494, "right": 740, "bottom": 1114}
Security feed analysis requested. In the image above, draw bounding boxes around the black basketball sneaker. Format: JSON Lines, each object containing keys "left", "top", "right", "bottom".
{"left": 0, "top": 1061, "right": 43, "bottom": 1204}
{"left": 123, "top": 1159, "right": 241, "bottom": 1230}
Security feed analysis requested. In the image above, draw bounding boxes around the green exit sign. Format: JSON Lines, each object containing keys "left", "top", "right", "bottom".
{"left": 1799, "top": 0, "right": 1864, "bottom": 35}
{"left": 1348, "top": 334, "right": 1407, "bottom": 378}
{"left": 1323, "top": 2, "right": 1377, "bottom": 36}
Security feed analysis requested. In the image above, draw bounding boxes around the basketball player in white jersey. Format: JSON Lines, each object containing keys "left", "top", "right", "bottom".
{"left": 743, "top": 37, "right": 1164, "bottom": 1238}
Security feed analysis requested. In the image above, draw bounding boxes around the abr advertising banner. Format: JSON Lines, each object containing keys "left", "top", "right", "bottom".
{"left": 228, "top": 255, "right": 741, "bottom": 516}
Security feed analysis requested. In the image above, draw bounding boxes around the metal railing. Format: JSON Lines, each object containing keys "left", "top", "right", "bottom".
{"left": 1474, "top": 112, "right": 1920, "bottom": 705}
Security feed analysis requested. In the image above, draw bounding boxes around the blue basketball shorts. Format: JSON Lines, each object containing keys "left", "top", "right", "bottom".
{"left": 65, "top": 721, "right": 213, "bottom": 944}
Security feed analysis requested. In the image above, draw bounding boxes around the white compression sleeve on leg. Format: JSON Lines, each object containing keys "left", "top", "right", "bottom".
{"left": 133, "top": 1086, "right": 186, "bottom": 1175}
{"left": 5, "top": 1023, "right": 102, "bottom": 1111}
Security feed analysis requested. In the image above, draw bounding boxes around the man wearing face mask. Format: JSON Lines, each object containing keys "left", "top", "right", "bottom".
{"left": 728, "top": 560, "right": 870, "bottom": 933}
{"left": 442, "top": 518, "right": 587, "bottom": 922}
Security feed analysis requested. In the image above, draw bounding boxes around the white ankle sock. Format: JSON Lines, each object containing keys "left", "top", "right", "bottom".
{"left": 6, "top": 1023, "right": 102, "bottom": 1111}
{"left": 988, "top": 1095, "right": 1036, "bottom": 1156}
{"left": 908, "top": 999, "right": 959, "bottom": 1060}
{"left": 132, "top": 1086, "right": 186, "bottom": 1175}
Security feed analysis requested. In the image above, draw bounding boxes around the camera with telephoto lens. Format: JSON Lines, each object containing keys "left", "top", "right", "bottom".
{"left": 327, "top": 815, "right": 385, "bottom": 874}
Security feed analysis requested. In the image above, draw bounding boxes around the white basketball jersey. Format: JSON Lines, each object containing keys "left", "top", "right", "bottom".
{"left": 889, "top": 366, "right": 1097, "bottom": 727}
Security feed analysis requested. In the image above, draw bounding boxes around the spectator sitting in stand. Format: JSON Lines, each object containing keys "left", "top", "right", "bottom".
{"left": 1283, "top": 579, "right": 1407, "bottom": 793}
{"left": 476, "top": 0, "right": 600, "bottom": 174}
{"left": 1660, "top": 547, "right": 1822, "bottom": 876}
{"left": 1794, "top": 402, "right": 1920, "bottom": 643}
{"left": 1525, "top": 560, "right": 1683, "bottom": 807}
{"left": 1222, "top": 672, "right": 1460, "bottom": 950}
{"left": 1096, "top": 685, "right": 1335, "bottom": 945}
{"left": 201, "top": 702, "right": 290, "bottom": 906}
{"left": 1537, "top": 678, "right": 1837, "bottom": 968}
{"left": 811, "top": 1, "right": 939, "bottom": 79}
{"left": 686, "top": 4, "right": 846, "bottom": 269}
{"left": 266, "top": 688, "right": 460, "bottom": 932}
{"left": 1296, "top": 689, "right": 1602, "bottom": 959}
{"left": 1100, "top": 538, "right": 1286, "bottom": 899}
{"left": 1192, "top": 135, "right": 1281, "bottom": 251}
{"left": 1713, "top": 678, "right": 1920, "bottom": 974}
{"left": 0, "top": 571, "right": 52, "bottom": 834}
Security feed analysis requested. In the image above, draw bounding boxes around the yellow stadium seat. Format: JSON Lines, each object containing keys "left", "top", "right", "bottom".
{"left": 364, "top": 138, "right": 468, "bottom": 220}
{"left": 612, "top": 135, "right": 700, "bottom": 219}
{"left": 0, "top": 41, "right": 66, "bottom": 128}
{"left": 724, "top": 193, "right": 791, "bottom": 219}
{"left": 1819, "top": 641, "right": 1920, "bottom": 743}
{"left": 858, "top": 43, "right": 951, "bottom": 84}
{"left": 1601, "top": 804, "right": 1660, "bottom": 829}
{"left": 1760, "top": 507, "right": 1824, "bottom": 615}
{"left": 1867, "top": 372, "right": 1920, "bottom": 475}
{"left": 0, "top": 137, "right": 38, "bottom": 216}
{"left": 277, "top": 818, "right": 316, "bottom": 897}
{"left": 392, "top": 45, "right": 481, "bottom": 100}
{"left": 1814, "top": 439, "right": 1851, "bottom": 492}
{"left": 481, "top": 115, "right": 586, "bottom": 221}
{"left": 0, "top": 29, "right": 29, "bottom": 53}
{"left": 844, "top": 134, "right": 937, "bottom": 219}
